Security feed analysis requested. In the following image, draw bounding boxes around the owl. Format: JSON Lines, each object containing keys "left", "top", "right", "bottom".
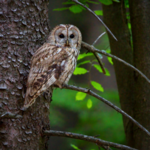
{"left": 23, "top": 24, "right": 82, "bottom": 108}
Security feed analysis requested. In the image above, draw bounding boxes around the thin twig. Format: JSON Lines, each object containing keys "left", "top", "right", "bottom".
{"left": 93, "top": 52, "right": 106, "bottom": 74}
{"left": 82, "top": 41, "right": 150, "bottom": 83}
{"left": 93, "top": 32, "right": 106, "bottom": 46}
{"left": 72, "top": 0, "right": 117, "bottom": 41}
{"left": 63, "top": 84, "right": 150, "bottom": 137}
{"left": 92, "top": 32, "right": 106, "bottom": 74}
{"left": 0, "top": 112, "right": 22, "bottom": 119}
{"left": 43, "top": 130, "right": 137, "bottom": 150}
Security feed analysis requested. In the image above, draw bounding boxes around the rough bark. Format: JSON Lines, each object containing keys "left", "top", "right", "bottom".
{"left": 129, "top": 0, "right": 150, "bottom": 149}
{"left": 0, "top": 0, "right": 51, "bottom": 149}
{"left": 102, "top": 1, "right": 134, "bottom": 147}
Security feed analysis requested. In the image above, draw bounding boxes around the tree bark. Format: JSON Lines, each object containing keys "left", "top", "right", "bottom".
{"left": 102, "top": 1, "right": 134, "bottom": 147}
{"left": 103, "top": 0, "right": 150, "bottom": 149}
{"left": 0, "top": 0, "right": 51, "bottom": 149}
{"left": 129, "top": 0, "right": 150, "bottom": 149}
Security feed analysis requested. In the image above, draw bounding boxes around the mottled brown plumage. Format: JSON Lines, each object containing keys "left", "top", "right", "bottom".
{"left": 24, "top": 24, "right": 82, "bottom": 108}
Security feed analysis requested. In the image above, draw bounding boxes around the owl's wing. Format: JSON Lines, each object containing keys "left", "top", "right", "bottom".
{"left": 24, "top": 44, "right": 68, "bottom": 108}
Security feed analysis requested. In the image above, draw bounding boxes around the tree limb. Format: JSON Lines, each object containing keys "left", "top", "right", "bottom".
{"left": 43, "top": 130, "right": 137, "bottom": 150}
{"left": 92, "top": 32, "right": 106, "bottom": 46}
{"left": 63, "top": 84, "right": 150, "bottom": 137}
{"left": 72, "top": 0, "right": 117, "bottom": 41}
{"left": 92, "top": 32, "right": 106, "bottom": 74}
{"left": 82, "top": 41, "right": 150, "bottom": 83}
{"left": 93, "top": 52, "right": 106, "bottom": 74}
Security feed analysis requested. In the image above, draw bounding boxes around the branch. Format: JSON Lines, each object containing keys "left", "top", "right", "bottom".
{"left": 0, "top": 112, "right": 22, "bottom": 119}
{"left": 43, "top": 130, "right": 137, "bottom": 150}
{"left": 92, "top": 32, "right": 106, "bottom": 46}
{"left": 92, "top": 32, "right": 106, "bottom": 74}
{"left": 63, "top": 84, "right": 150, "bottom": 137}
{"left": 72, "top": 0, "right": 117, "bottom": 41}
{"left": 82, "top": 41, "right": 150, "bottom": 83}
{"left": 93, "top": 52, "right": 106, "bottom": 74}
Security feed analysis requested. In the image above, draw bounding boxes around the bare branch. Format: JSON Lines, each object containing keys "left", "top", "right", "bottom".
{"left": 63, "top": 84, "right": 150, "bottom": 137}
{"left": 0, "top": 112, "right": 22, "bottom": 119}
{"left": 92, "top": 32, "right": 106, "bottom": 74}
{"left": 43, "top": 130, "right": 137, "bottom": 150}
{"left": 93, "top": 52, "right": 106, "bottom": 74}
{"left": 72, "top": 0, "right": 117, "bottom": 41}
{"left": 82, "top": 41, "right": 150, "bottom": 83}
{"left": 93, "top": 32, "right": 106, "bottom": 46}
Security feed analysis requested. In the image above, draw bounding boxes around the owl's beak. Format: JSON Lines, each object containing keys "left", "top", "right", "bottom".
{"left": 65, "top": 40, "right": 69, "bottom": 46}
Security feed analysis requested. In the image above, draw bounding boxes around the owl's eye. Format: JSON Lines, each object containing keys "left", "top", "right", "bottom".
{"left": 59, "top": 34, "right": 65, "bottom": 38}
{"left": 70, "top": 34, "right": 74, "bottom": 38}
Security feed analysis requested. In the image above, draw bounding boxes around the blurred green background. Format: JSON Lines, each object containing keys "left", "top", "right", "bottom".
{"left": 48, "top": 0, "right": 125, "bottom": 149}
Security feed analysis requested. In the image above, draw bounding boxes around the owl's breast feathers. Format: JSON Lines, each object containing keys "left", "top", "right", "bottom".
{"left": 24, "top": 44, "right": 79, "bottom": 108}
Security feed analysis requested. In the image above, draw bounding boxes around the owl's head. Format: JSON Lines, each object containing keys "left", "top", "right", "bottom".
{"left": 48, "top": 24, "right": 82, "bottom": 50}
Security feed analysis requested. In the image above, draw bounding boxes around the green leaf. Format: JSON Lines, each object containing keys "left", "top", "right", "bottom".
{"left": 69, "top": 5, "right": 83, "bottom": 13}
{"left": 107, "top": 57, "right": 113, "bottom": 65}
{"left": 128, "top": 22, "right": 131, "bottom": 29}
{"left": 93, "top": 64, "right": 103, "bottom": 73}
{"left": 77, "top": 53, "right": 93, "bottom": 60}
{"left": 87, "top": 99, "right": 92, "bottom": 109}
{"left": 106, "top": 49, "right": 111, "bottom": 53}
{"left": 91, "top": 81, "right": 104, "bottom": 92}
{"left": 73, "top": 67, "right": 88, "bottom": 75}
{"left": 53, "top": 7, "right": 69, "bottom": 11}
{"left": 98, "top": 0, "right": 113, "bottom": 5}
{"left": 93, "top": 64, "right": 110, "bottom": 76}
{"left": 94, "top": 10, "right": 103, "bottom": 16}
{"left": 77, "top": 60, "right": 91, "bottom": 66}
{"left": 124, "top": 0, "right": 129, "bottom": 8}
{"left": 76, "top": 92, "right": 86, "bottom": 101}
{"left": 105, "top": 68, "right": 110, "bottom": 76}
{"left": 71, "top": 144, "right": 81, "bottom": 150}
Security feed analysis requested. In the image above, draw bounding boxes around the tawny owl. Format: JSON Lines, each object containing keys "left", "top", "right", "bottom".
{"left": 23, "top": 24, "right": 82, "bottom": 108}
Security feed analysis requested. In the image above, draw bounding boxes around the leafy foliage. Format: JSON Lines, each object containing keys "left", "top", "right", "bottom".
{"left": 77, "top": 60, "right": 91, "bottom": 66}
{"left": 94, "top": 10, "right": 103, "bottom": 16}
{"left": 98, "top": 0, "right": 112, "bottom": 5}
{"left": 77, "top": 53, "right": 93, "bottom": 60}
{"left": 91, "top": 81, "right": 104, "bottom": 92}
{"left": 87, "top": 99, "right": 92, "bottom": 109}
{"left": 50, "top": 89, "right": 125, "bottom": 149}
{"left": 53, "top": 0, "right": 120, "bottom": 14}
{"left": 53, "top": 7, "right": 69, "bottom": 11}
{"left": 69, "top": 5, "right": 84, "bottom": 13}
{"left": 107, "top": 57, "right": 113, "bottom": 65}
{"left": 76, "top": 92, "right": 87, "bottom": 100}
{"left": 93, "top": 64, "right": 103, "bottom": 73}
{"left": 104, "top": 68, "right": 110, "bottom": 76}
{"left": 73, "top": 67, "right": 88, "bottom": 75}
{"left": 71, "top": 144, "right": 81, "bottom": 150}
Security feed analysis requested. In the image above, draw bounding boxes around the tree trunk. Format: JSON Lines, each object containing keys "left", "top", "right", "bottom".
{"left": 129, "top": 0, "right": 150, "bottom": 149}
{"left": 0, "top": 0, "right": 51, "bottom": 149}
{"left": 103, "top": 0, "right": 150, "bottom": 149}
